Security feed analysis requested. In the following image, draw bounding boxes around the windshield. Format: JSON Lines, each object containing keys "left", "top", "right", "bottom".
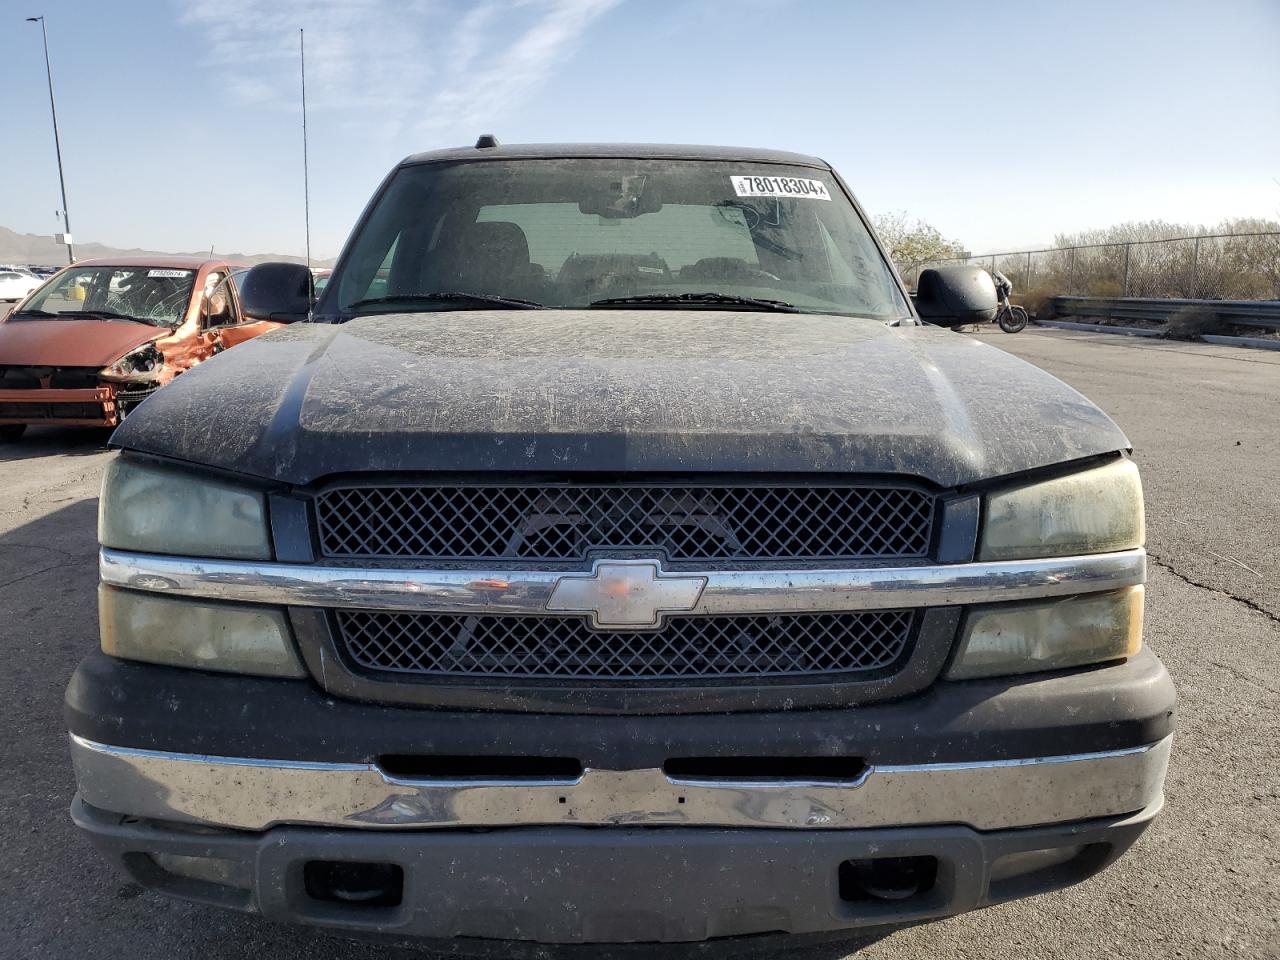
{"left": 18, "top": 266, "right": 197, "bottom": 327}
{"left": 331, "top": 158, "right": 910, "bottom": 320}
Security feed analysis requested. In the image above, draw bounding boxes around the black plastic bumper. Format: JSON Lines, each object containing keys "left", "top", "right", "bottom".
{"left": 73, "top": 796, "right": 1159, "bottom": 945}
{"left": 64, "top": 649, "right": 1175, "bottom": 767}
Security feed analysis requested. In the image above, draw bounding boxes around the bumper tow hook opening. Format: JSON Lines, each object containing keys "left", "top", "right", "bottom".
{"left": 303, "top": 860, "right": 404, "bottom": 908}
{"left": 839, "top": 856, "right": 939, "bottom": 903}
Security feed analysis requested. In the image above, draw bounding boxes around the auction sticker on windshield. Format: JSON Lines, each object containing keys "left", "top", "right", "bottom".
{"left": 730, "top": 175, "right": 831, "bottom": 200}
{"left": 148, "top": 269, "right": 192, "bottom": 278}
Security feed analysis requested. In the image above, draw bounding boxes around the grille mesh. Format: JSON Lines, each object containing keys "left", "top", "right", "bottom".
{"left": 316, "top": 484, "right": 934, "bottom": 563}
{"left": 336, "top": 609, "right": 914, "bottom": 681}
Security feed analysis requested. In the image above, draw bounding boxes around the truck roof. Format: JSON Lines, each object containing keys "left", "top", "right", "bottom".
{"left": 401, "top": 141, "right": 829, "bottom": 169}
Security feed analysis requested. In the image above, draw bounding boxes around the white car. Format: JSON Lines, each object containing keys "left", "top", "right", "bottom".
{"left": 0, "top": 270, "right": 44, "bottom": 302}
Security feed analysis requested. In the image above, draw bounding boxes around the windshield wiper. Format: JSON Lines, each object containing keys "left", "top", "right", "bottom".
{"left": 56, "top": 308, "right": 159, "bottom": 326}
{"left": 589, "top": 292, "right": 800, "bottom": 313}
{"left": 9, "top": 308, "right": 59, "bottom": 318}
{"left": 346, "top": 292, "right": 545, "bottom": 312}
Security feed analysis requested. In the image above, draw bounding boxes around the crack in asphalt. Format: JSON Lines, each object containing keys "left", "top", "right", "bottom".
{"left": 1209, "top": 660, "right": 1280, "bottom": 698}
{"left": 0, "top": 541, "right": 77, "bottom": 560}
{"left": 0, "top": 561, "right": 80, "bottom": 592}
{"left": 1148, "top": 552, "right": 1280, "bottom": 626}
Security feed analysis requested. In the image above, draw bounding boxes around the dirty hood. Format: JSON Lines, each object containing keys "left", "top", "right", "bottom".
{"left": 0, "top": 318, "right": 161, "bottom": 367}
{"left": 111, "top": 311, "right": 1129, "bottom": 488}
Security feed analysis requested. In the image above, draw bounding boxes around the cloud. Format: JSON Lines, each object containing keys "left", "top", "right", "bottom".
{"left": 180, "top": 0, "right": 619, "bottom": 137}
{"left": 424, "top": 0, "right": 617, "bottom": 130}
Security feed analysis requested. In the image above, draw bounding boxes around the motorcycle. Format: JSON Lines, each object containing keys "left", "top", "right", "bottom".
{"left": 992, "top": 270, "right": 1029, "bottom": 333}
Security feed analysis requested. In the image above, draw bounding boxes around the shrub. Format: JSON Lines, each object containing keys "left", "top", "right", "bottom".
{"left": 1018, "top": 287, "right": 1058, "bottom": 320}
{"left": 1164, "top": 306, "right": 1226, "bottom": 340}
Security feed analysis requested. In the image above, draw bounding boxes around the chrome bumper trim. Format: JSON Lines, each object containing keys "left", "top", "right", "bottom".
{"left": 70, "top": 734, "right": 1171, "bottom": 833}
{"left": 99, "top": 547, "right": 1146, "bottom": 618}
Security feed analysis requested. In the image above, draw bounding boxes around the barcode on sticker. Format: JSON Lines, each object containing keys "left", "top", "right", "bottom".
{"left": 730, "top": 175, "right": 831, "bottom": 200}
{"left": 148, "top": 269, "right": 192, "bottom": 278}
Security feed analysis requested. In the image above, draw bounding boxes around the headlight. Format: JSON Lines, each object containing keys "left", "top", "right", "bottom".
{"left": 99, "top": 457, "right": 271, "bottom": 560}
{"left": 100, "top": 585, "right": 304, "bottom": 677}
{"left": 979, "top": 459, "right": 1144, "bottom": 561}
{"left": 100, "top": 342, "right": 164, "bottom": 382}
{"left": 946, "top": 586, "right": 1143, "bottom": 680}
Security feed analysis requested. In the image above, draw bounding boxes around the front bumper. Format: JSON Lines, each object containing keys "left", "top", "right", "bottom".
{"left": 69, "top": 733, "right": 1170, "bottom": 833}
{"left": 73, "top": 798, "right": 1161, "bottom": 943}
{"left": 66, "top": 650, "right": 1174, "bottom": 942}
{"left": 0, "top": 385, "right": 118, "bottom": 426}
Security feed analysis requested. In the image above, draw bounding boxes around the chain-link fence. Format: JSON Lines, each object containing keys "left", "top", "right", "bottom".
{"left": 904, "top": 232, "right": 1280, "bottom": 301}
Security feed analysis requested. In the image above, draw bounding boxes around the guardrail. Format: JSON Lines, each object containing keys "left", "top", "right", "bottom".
{"left": 1041, "top": 297, "right": 1280, "bottom": 330}
{"left": 1035, "top": 296, "right": 1280, "bottom": 350}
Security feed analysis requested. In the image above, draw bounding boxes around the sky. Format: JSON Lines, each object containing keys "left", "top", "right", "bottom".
{"left": 4, "top": 0, "right": 1278, "bottom": 259}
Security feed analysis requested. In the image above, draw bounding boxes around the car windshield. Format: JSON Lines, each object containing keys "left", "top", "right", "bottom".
{"left": 330, "top": 158, "right": 910, "bottom": 320}
{"left": 17, "top": 266, "right": 197, "bottom": 327}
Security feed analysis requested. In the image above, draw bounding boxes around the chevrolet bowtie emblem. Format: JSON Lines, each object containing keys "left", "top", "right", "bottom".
{"left": 545, "top": 560, "right": 707, "bottom": 629}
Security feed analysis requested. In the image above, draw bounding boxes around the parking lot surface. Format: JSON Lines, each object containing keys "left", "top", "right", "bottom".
{"left": 0, "top": 328, "right": 1276, "bottom": 959}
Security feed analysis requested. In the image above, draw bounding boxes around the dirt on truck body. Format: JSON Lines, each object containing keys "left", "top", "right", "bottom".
{"left": 66, "top": 141, "right": 1173, "bottom": 948}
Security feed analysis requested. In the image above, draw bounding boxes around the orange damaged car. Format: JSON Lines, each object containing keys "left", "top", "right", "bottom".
{"left": 0, "top": 257, "right": 286, "bottom": 441}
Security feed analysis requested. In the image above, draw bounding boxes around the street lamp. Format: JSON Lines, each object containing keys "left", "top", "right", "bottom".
{"left": 26, "top": 15, "right": 75, "bottom": 264}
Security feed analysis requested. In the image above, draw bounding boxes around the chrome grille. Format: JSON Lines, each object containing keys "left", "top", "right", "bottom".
{"left": 335, "top": 609, "right": 915, "bottom": 681}
{"left": 315, "top": 483, "right": 935, "bottom": 563}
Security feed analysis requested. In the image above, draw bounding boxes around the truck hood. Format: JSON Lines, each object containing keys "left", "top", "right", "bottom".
{"left": 111, "top": 310, "right": 1129, "bottom": 488}
{"left": 0, "top": 318, "right": 162, "bottom": 367}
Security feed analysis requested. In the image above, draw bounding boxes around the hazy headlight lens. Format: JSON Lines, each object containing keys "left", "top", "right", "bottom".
{"left": 980, "top": 459, "right": 1144, "bottom": 561}
{"left": 99, "top": 457, "right": 271, "bottom": 560}
{"left": 946, "top": 586, "right": 1144, "bottom": 680}
{"left": 100, "top": 586, "right": 304, "bottom": 677}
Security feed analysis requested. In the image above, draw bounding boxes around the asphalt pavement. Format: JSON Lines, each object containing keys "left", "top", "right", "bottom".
{"left": 0, "top": 328, "right": 1276, "bottom": 959}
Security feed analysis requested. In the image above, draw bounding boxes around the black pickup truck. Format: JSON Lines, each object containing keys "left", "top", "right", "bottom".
{"left": 67, "top": 141, "right": 1173, "bottom": 948}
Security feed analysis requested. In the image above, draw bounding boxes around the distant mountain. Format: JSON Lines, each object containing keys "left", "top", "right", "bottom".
{"left": 0, "top": 225, "right": 336, "bottom": 269}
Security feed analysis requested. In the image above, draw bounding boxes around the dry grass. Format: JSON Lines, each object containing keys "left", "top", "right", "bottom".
{"left": 1017, "top": 287, "right": 1058, "bottom": 320}
{"left": 1085, "top": 279, "right": 1124, "bottom": 297}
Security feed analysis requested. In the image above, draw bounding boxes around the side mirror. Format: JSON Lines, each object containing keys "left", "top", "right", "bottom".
{"left": 237, "top": 261, "right": 314, "bottom": 323}
{"left": 911, "top": 266, "right": 998, "bottom": 328}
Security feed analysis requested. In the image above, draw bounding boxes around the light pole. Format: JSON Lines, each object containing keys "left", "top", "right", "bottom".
{"left": 26, "top": 15, "right": 75, "bottom": 264}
